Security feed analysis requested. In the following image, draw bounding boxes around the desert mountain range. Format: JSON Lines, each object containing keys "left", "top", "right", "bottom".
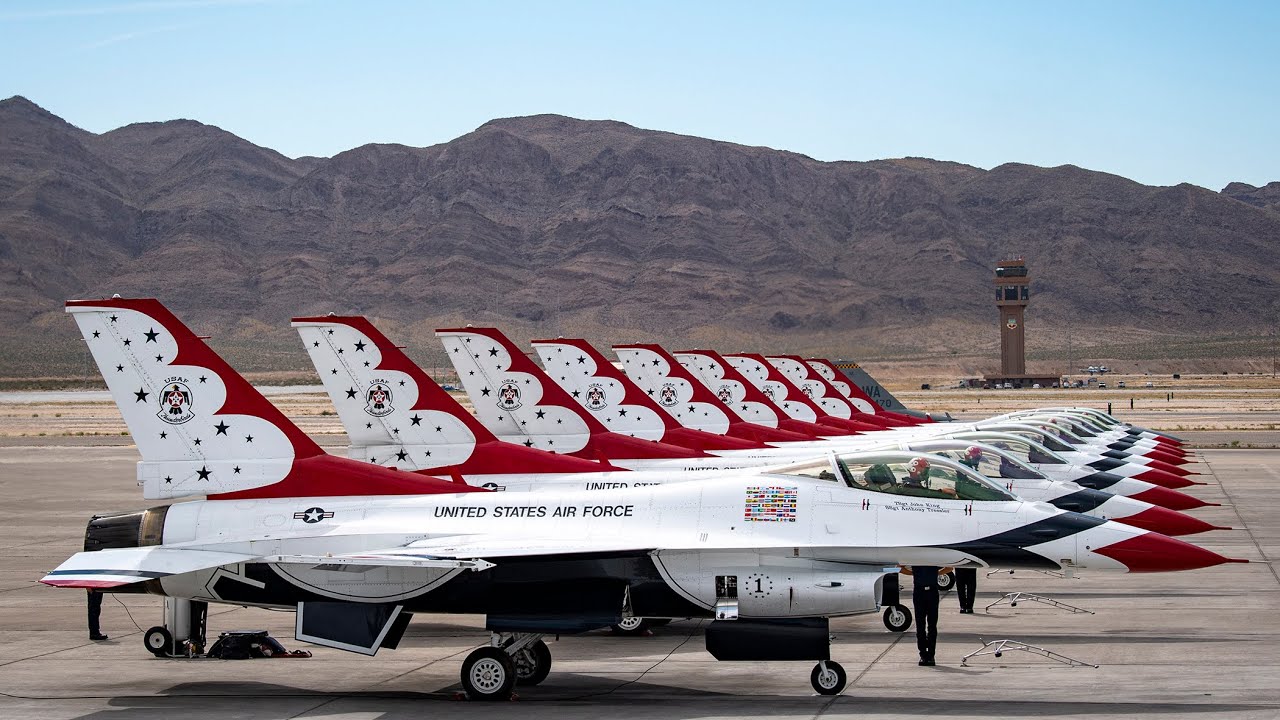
{"left": 2, "top": 95, "right": 1278, "bottom": 381}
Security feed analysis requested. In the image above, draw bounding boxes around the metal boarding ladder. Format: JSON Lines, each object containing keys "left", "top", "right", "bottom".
{"left": 984, "top": 591, "right": 1095, "bottom": 614}
{"left": 961, "top": 637, "right": 1098, "bottom": 668}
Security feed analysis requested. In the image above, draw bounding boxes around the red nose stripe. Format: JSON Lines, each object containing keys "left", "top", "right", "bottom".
{"left": 1134, "top": 468, "right": 1197, "bottom": 489}
{"left": 1129, "top": 486, "right": 1211, "bottom": 511}
{"left": 1143, "top": 450, "right": 1188, "bottom": 466}
{"left": 1094, "top": 533, "right": 1247, "bottom": 572}
{"left": 1119, "top": 507, "right": 1230, "bottom": 536}
{"left": 1145, "top": 459, "right": 1192, "bottom": 475}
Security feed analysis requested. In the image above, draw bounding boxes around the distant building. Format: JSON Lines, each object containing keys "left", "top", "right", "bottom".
{"left": 984, "top": 259, "right": 1059, "bottom": 389}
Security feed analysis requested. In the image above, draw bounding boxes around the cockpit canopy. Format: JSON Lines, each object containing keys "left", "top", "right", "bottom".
{"left": 782, "top": 453, "right": 1017, "bottom": 502}
{"left": 952, "top": 433, "right": 1067, "bottom": 466}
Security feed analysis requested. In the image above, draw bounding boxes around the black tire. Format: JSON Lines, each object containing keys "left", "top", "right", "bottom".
{"left": 937, "top": 571, "right": 955, "bottom": 592}
{"left": 143, "top": 626, "right": 172, "bottom": 657}
{"left": 512, "top": 639, "right": 552, "bottom": 686}
{"left": 610, "top": 617, "right": 651, "bottom": 636}
{"left": 810, "top": 660, "right": 847, "bottom": 695}
{"left": 883, "top": 604, "right": 912, "bottom": 633}
{"left": 461, "top": 647, "right": 516, "bottom": 701}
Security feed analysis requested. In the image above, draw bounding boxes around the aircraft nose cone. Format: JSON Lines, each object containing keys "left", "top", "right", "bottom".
{"left": 1144, "top": 451, "right": 1191, "bottom": 467}
{"left": 1094, "top": 532, "right": 1248, "bottom": 572}
{"left": 1146, "top": 459, "right": 1194, "bottom": 475}
{"left": 1119, "top": 506, "right": 1230, "bottom": 536}
{"left": 1129, "top": 486, "right": 1214, "bottom": 511}
{"left": 1134, "top": 468, "right": 1199, "bottom": 489}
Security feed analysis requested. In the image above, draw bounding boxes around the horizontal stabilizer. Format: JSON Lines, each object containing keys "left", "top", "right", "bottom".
{"left": 40, "top": 547, "right": 257, "bottom": 589}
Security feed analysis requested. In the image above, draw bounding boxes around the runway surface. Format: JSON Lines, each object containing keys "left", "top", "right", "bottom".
{"left": 0, "top": 445, "right": 1275, "bottom": 719}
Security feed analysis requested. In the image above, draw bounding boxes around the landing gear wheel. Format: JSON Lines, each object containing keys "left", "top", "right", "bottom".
{"left": 936, "top": 571, "right": 954, "bottom": 592}
{"left": 143, "top": 626, "right": 173, "bottom": 657}
{"left": 511, "top": 639, "right": 552, "bottom": 686}
{"left": 811, "top": 660, "right": 847, "bottom": 695}
{"left": 611, "top": 616, "right": 651, "bottom": 636}
{"left": 461, "top": 647, "right": 516, "bottom": 701}
{"left": 883, "top": 604, "right": 912, "bottom": 633}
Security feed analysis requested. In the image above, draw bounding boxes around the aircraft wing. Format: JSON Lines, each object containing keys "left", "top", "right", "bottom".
{"left": 40, "top": 547, "right": 259, "bottom": 588}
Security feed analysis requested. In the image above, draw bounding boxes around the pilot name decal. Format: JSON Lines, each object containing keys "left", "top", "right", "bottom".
{"left": 364, "top": 381, "right": 394, "bottom": 417}
{"left": 157, "top": 378, "right": 194, "bottom": 424}
{"left": 885, "top": 499, "right": 949, "bottom": 515}
{"left": 744, "top": 486, "right": 798, "bottom": 522}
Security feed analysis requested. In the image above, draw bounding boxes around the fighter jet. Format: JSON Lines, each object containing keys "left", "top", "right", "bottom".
{"left": 42, "top": 298, "right": 1244, "bottom": 699}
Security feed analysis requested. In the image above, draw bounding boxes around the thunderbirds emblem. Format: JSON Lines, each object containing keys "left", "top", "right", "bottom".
{"left": 716, "top": 385, "right": 734, "bottom": 403}
{"left": 584, "top": 384, "right": 607, "bottom": 411}
{"left": 762, "top": 386, "right": 777, "bottom": 401}
{"left": 157, "top": 381, "right": 194, "bottom": 425}
{"left": 801, "top": 385, "right": 815, "bottom": 398}
{"left": 657, "top": 383, "right": 679, "bottom": 407}
{"left": 497, "top": 382, "right": 522, "bottom": 410}
{"left": 364, "top": 382, "right": 394, "bottom": 417}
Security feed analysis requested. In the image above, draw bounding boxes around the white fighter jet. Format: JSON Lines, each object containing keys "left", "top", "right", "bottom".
{"left": 41, "top": 298, "right": 1244, "bottom": 700}
{"left": 296, "top": 320, "right": 1215, "bottom": 540}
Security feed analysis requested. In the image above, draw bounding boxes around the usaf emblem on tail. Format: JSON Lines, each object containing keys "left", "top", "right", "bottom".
{"left": 364, "top": 382, "right": 394, "bottom": 417}
{"left": 658, "top": 383, "right": 679, "bottom": 407}
{"left": 157, "top": 380, "right": 194, "bottom": 424}
{"left": 497, "top": 382, "right": 522, "bottom": 410}
{"left": 585, "top": 384, "right": 607, "bottom": 411}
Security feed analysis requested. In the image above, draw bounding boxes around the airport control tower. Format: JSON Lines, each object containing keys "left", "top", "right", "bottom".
{"left": 984, "top": 259, "right": 1058, "bottom": 388}
{"left": 996, "top": 259, "right": 1029, "bottom": 376}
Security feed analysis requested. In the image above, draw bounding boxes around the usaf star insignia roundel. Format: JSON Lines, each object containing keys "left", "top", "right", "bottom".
{"left": 157, "top": 380, "right": 195, "bottom": 425}
{"left": 294, "top": 507, "right": 335, "bottom": 524}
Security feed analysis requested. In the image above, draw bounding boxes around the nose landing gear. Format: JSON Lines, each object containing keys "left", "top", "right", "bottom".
{"left": 810, "top": 659, "right": 847, "bottom": 695}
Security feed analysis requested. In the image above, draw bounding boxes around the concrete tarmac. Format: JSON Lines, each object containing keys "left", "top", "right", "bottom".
{"left": 0, "top": 446, "right": 1276, "bottom": 719}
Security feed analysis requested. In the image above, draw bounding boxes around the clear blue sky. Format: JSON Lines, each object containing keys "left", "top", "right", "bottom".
{"left": 2, "top": 0, "right": 1277, "bottom": 190}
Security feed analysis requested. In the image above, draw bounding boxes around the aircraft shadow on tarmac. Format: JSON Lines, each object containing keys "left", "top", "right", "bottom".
{"left": 65, "top": 680, "right": 1276, "bottom": 720}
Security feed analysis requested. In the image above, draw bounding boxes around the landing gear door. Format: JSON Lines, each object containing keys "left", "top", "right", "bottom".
{"left": 296, "top": 602, "right": 408, "bottom": 655}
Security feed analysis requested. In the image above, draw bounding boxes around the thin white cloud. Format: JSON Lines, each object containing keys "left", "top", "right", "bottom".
{"left": 1, "top": 0, "right": 284, "bottom": 21}
{"left": 79, "top": 23, "right": 190, "bottom": 51}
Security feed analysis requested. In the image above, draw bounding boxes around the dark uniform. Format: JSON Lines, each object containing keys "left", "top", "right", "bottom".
{"left": 911, "top": 565, "right": 940, "bottom": 665}
{"left": 87, "top": 589, "right": 107, "bottom": 641}
{"left": 955, "top": 567, "right": 977, "bottom": 613}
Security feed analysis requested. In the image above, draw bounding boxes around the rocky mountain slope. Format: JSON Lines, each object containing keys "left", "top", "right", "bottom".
{"left": 2, "top": 96, "right": 1278, "bottom": 380}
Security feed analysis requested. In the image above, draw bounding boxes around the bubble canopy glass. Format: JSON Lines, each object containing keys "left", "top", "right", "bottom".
{"left": 779, "top": 452, "right": 1017, "bottom": 502}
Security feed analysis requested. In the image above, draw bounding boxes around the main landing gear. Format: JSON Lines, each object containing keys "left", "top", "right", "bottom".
{"left": 460, "top": 632, "right": 551, "bottom": 700}
{"left": 144, "top": 597, "right": 207, "bottom": 657}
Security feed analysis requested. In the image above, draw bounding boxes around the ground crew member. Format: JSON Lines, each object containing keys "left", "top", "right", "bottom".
{"left": 954, "top": 446, "right": 981, "bottom": 613}
{"left": 902, "top": 565, "right": 940, "bottom": 665}
{"left": 954, "top": 567, "right": 977, "bottom": 613}
{"left": 87, "top": 589, "right": 107, "bottom": 641}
